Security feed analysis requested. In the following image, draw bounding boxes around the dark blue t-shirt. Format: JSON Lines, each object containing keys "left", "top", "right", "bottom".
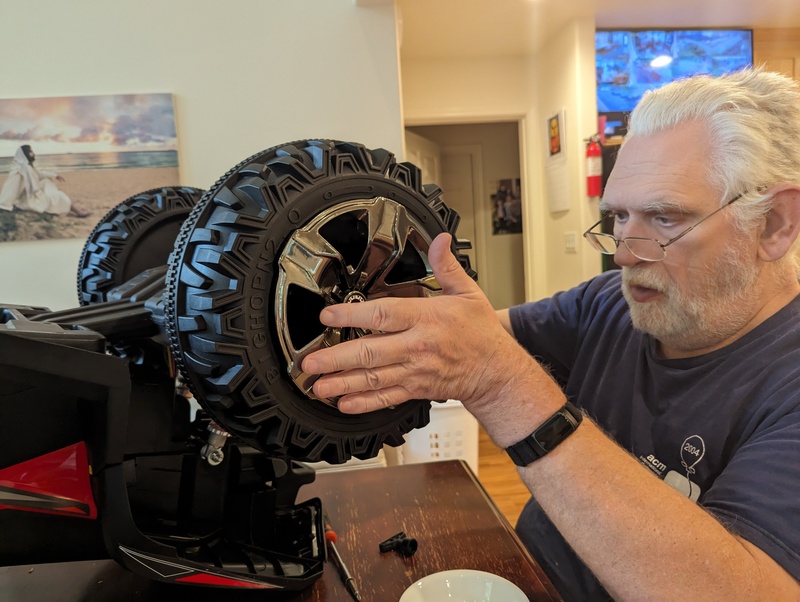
{"left": 509, "top": 270, "right": 800, "bottom": 601}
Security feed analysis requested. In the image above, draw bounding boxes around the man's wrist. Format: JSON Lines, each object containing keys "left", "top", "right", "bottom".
{"left": 505, "top": 401, "right": 583, "bottom": 467}
{"left": 468, "top": 363, "right": 567, "bottom": 449}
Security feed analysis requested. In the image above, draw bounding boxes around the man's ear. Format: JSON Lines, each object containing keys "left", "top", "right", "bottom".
{"left": 759, "top": 185, "right": 800, "bottom": 262}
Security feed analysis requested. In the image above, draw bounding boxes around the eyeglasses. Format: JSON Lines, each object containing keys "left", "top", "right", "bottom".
{"left": 583, "top": 194, "right": 743, "bottom": 262}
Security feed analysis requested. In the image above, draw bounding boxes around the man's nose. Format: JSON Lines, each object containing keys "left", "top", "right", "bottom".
{"left": 613, "top": 239, "right": 642, "bottom": 267}
{"left": 610, "top": 220, "right": 651, "bottom": 267}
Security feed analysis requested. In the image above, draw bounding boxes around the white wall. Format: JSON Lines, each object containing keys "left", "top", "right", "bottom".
{"left": 523, "top": 17, "right": 602, "bottom": 300}
{"left": 0, "top": 0, "right": 403, "bottom": 310}
{"left": 401, "top": 57, "right": 529, "bottom": 125}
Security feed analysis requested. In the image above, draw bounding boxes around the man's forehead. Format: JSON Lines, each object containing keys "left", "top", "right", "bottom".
{"left": 604, "top": 134, "right": 718, "bottom": 214}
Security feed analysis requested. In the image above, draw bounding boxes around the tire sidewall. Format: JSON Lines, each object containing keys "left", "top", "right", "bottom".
{"left": 78, "top": 187, "right": 202, "bottom": 305}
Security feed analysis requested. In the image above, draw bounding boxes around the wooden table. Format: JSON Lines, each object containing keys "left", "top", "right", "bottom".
{"left": 0, "top": 460, "right": 560, "bottom": 601}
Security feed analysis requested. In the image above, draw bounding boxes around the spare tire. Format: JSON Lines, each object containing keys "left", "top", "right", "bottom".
{"left": 77, "top": 186, "right": 204, "bottom": 305}
{"left": 165, "top": 140, "right": 475, "bottom": 464}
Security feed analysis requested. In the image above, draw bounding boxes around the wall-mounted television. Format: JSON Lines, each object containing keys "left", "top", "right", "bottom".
{"left": 596, "top": 29, "right": 753, "bottom": 136}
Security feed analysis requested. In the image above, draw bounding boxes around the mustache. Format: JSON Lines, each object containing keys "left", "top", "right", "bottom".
{"left": 622, "top": 267, "right": 669, "bottom": 293}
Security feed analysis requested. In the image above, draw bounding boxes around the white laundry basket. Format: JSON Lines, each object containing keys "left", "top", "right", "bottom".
{"left": 401, "top": 400, "right": 479, "bottom": 475}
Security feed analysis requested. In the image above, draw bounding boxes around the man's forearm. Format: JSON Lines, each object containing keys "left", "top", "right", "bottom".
{"left": 481, "top": 385, "right": 799, "bottom": 600}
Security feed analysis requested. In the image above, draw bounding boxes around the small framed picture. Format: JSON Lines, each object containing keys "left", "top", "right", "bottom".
{"left": 491, "top": 178, "right": 522, "bottom": 235}
{"left": 547, "top": 112, "right": 562, "bottom": 157}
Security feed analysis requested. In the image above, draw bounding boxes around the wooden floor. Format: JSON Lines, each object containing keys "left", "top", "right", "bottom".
{"left": 477, "top": 426, "right": 530, "bottom": 526}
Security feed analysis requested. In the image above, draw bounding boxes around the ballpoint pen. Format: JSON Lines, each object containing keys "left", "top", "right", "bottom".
{"left": 324, "top": 512, "right": 362, "bottom": 602}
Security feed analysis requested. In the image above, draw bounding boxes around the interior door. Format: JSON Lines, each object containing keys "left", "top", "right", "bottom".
{"left": 405, "top": 131, "right": 480, "bottom": 284}
{"left": 439, "top": 152, "right": 478, "bottom": 280}
{"left": 404, "top": 130, "right": 442, "bottom": 184}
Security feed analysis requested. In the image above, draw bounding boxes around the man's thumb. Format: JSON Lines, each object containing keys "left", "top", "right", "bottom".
{"left": 428, "top": 232, "right": 478, "bottom": 297}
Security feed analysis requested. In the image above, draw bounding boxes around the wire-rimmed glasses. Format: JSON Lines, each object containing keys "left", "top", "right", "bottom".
{"left": 583, "top": 194, "right": 743, "bottom": 262}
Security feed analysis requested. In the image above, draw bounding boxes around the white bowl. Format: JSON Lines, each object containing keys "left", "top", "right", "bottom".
{"left": 399, "top": 569, "right": 529, "bottom": 602}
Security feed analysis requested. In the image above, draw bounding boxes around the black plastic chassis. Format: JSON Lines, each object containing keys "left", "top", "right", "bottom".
{"left": 0, "top": 288, "right": 325, "bottom": 592}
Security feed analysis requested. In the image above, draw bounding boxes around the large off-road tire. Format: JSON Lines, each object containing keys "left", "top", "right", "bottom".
{"left": 77, "top": 186, "right": 204, "bottom": 305}
{"left": 165, "top": 140, "right": 475, "bottom": 464}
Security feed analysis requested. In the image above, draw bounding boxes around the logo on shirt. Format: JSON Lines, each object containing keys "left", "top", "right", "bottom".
{"left": 639, "top": 435, "right": 705, "bottom": 502}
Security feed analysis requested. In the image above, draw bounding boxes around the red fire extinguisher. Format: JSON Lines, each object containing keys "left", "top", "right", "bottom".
{"left": 586, "top": 136, "right": 603, "bottom": 198}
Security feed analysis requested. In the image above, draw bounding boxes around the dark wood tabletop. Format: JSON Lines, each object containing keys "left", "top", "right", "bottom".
{"left": 0, "top": 460, "right": 560, "bottom": 602}
{"left": 294, "top": 459, "right": 560, "bottom": 602}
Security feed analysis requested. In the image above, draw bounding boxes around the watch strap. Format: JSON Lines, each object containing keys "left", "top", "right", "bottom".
{"left": 505, "top": 401, "right": 583, "bottom": 467}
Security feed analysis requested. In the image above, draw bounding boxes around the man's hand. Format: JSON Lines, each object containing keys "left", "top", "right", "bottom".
{"left": 302, "top": 233, "right": 526, "bottom": 415}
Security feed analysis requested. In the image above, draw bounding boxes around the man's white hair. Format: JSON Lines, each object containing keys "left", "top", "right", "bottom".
{"left": 628, "top": 68, "right": 800, "bottom": 227}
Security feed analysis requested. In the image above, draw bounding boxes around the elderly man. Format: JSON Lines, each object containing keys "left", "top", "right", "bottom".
{"left": 302, "top": 69, "right": 800, "bottom": 600}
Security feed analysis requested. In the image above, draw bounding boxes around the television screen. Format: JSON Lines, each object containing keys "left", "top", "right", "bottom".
{"left": 596, "top": 29, "right": 753, "bottom": 117}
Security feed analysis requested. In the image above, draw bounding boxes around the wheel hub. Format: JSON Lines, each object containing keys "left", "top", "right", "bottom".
{"left": 343, "top": 291, "right": 367, "bottom": 303}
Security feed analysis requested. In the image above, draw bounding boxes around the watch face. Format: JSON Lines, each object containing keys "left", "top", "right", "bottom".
{"left": 534, "top": 411, "right": 576, "bottom": 452}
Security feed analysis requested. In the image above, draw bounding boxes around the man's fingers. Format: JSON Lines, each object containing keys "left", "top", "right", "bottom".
{"left": 303, "top": 332, "right": 408, "bottom": 375}
{"left": 336, "top": 386, "right": 416, "bottom": 414}
{"left": 301, "top": 233, "right": 488, "bottom": 415}
{"left": 317, "top": 296, "right": 415, "bottom": 332}
{"left": 316, "top": 234, "right": 480, "bottom": 335}
{"left": 311, "top": 364, "right": 410, "bottom": 399}
{"left": 428, "top": 233, "right": 481, "bottom": 297}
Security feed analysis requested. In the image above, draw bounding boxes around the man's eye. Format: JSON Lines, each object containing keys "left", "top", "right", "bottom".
{"left": 654, "top": 215, "right": 676, "bottom": 227}
{"left": 611, "top": 212, "right": 628, "bottom": 224}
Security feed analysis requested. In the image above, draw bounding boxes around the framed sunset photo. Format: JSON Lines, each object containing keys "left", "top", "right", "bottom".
{"left": 0, "top": 93, "right": 180, "bottom": 242}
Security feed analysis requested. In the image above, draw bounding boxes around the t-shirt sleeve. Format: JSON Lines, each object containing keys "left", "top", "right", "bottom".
{"left": 701, "top": 403, "right": 800, "bottom": 581}
{"left": 508, "top": 271, "right": 622, "bottom": 384}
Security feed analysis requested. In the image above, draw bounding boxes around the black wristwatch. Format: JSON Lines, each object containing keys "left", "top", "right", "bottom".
{"left": 505, "top": 401, "right": 583, "bottom": 467}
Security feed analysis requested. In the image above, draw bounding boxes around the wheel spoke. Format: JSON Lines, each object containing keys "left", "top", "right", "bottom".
{"left": 279, "top": 229, "right": 345, "bottom": 300}
{"left": 353, "top": 199, "right": 413, "bottom": 291}
{"left": 369, "top": 274, "right": 442, "bottom": 299}
{"left": 367, "top": 224, "right": 440, "bottom": 297}
{"left": 277, "top": 229, "right": 348, "bottom": 406}
{"left": 285, "top": 327, "right": 341, "bottom": 406}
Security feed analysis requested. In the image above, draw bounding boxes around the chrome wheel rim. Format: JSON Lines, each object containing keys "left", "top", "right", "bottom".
{"left": 275, "top": 196, "right": 441, "bottom": 406}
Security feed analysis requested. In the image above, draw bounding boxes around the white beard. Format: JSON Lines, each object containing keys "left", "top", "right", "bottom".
{"left": 621, "top": 244, "right": 761, "bottom": 353}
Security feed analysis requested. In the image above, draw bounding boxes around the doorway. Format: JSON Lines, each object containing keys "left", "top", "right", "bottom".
{"left": 405, "top": 122, "right": 525, "bottom": 310}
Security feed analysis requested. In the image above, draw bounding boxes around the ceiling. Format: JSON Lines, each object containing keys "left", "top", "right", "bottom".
{"left": 397, "top": 0, "right": 800, "bottom": 59}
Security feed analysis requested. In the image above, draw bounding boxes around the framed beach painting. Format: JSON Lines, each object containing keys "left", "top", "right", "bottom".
{"left": 0, "top": 93, "right": 180, "bottom": 242}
